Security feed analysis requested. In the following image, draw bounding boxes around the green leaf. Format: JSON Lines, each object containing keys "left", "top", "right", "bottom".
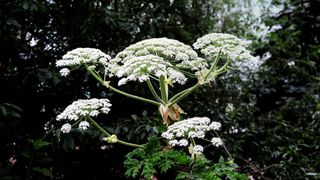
{"left": 141, "top": 160, "right": 156, "bottom": 180}
{"left": 33, "top": 139, "right": 50, "bottom": 150}
{"left": 32, "top": 167, "right": 52, "bottom": 177}
{"left": 124, "top": 159, "right": 141, "bottom": 178}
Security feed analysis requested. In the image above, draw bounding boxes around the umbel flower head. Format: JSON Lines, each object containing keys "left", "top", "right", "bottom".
{"left": 110, "top": 38, "right": 208, "bottom": 86}
{"left": 56, "top": 98, "right": 112, "bottom": 121}
{"left": 161, "top": 117, "right": 223, "bottom": 154}
{"left": 193, "top": 33, "right": 254, "bottom": 62}
{"left": 56, "top": 48, "right": 111, "bottom": 76}
{"left": 61, "top": 123, "right": 72, "bottom": 133}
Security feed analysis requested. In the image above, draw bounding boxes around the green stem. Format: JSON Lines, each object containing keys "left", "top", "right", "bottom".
{"left": 164, "top": 52, "right": 225, "bottom": 107}
{"left": 146, "top": 79, "right": 164, "bottom": 103}
{"left": 84, "top": 64, "right": 160, "bottom": 106}
{"left": 108, "top": 84, "right": 160, "bottom": 106}
{"left": 203, "top": 50, "right": 222, "bottom": 81}
{"left": 168, "top": 86, "right": 195, "bottom": 103}
{"left": 213, "top": 58, "right": 230, "bottom": 76}
{"left": 159, "top": 75, "right": 168, "bottom": 103}
{"left": 148, "top": 73, "right": 160, "bottom": 81}
{"left": 87, "top": 117, "right": 144, "bottom": 148}
{"left": 212, "top": 131, "right": 232, "bottom": 159}
{"left": 117, "top": 139, "right": 144, "bottom": 148}
{"left": 167, "top": 83, "right": 200, "bottom": 107}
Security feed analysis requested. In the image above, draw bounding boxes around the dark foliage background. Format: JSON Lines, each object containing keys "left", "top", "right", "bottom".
{"left": 0, "top": 0, "right": 319, "bottom": 179}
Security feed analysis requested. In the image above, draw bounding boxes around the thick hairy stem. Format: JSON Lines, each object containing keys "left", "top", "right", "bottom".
{"left": 159, "top": 75, "right": 168, "bottom": 103}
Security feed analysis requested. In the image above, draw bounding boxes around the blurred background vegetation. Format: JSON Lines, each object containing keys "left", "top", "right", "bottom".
{"left": 0, "top": 0, "right": 319, "bottom": 179}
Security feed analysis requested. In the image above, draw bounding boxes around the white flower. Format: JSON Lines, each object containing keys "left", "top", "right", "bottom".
{"left": 161, "top": 131, "right": 174, "bottom": 140}
{"left": 209, "top": 121, "right": 221, "bottom": 130}
{"left": 193, "top": 33, "right": 254, "bottom": 61}
{"left": 78, "top": 121, "right": 90, "bottom": 130}
{"left": 162, "top": 117, "right": 221, "bottom": 147}
{"left": 193, "top": 33, "right": 256, "bottom": 82}
{"left": 211, "top": 137, "right": 223, "bottom": 147}
{"left": 89, "top": 110, "right": 99, "bottom": 117}
{"left": 111, "top": 38, "right": 208, "bottom": 85}
{"left": 56, "top": 98, "right": 111, "bottom": 121}
{"left": 222, "top": 56, "right": 263, "bottom": 82}
{"left": 188, "top": 131, "right": 195, "bottom": 138}
{"left": 287, "top": 61, "right": 295, "bottom": 66}
{"left": 191, "top": 131, "right": 205, "bottom": 139}
{"left": 192, "top": 145, "right": 204, "bottom": 155}
{"left": 169, "top": 139, "right": 179, "bottom": 147}
{"left": 162, "top": 117, "right": 211, "bottom": 140}
{"left": 178, "top": 139, "right": 188, "bottom": 147}
{"left": 59, "top": 68, "right": 70, "bottom": 76}
{"left": 56, "top": 48, "right": 111, "bottom": 68}
{"left": 225, "top": 103, "right": 235, "bottom": 113}
{"left": 61, "top": 123, "right": 72, "bottom": 133}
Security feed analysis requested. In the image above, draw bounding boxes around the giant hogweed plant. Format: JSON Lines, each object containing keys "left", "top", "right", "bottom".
{"left": 55, "top": 33, "right": 253, "bottom": 179}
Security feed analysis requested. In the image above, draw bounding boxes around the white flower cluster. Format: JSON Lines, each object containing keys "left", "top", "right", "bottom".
{"left": 211, "top": 137, "right": 223, "bottom": 147}
{"left": 224, "top": 56, "right": 263, "bottom": 82}
{"left": 60, "top": 121, "right": 91, "bottom": 134}
{"left": 78, "top": 121, "right": 90, "bottom": 130}
{"left": 61, "top": 123, "right": 72, "bottom": 133}
{"left": 56, "top": 48, "right": 111, "bottom": 76}
{"left": 59, "top": 68, "right": 70, "bottom": 77}
{"left": 193, "top": 33, "right": 254, "bottom": 62}
{"left": 56, "top": 98, "right": 111, "bottom": 121}
{"left": 57, "top": 99, "right": 111, "bottom": 133}
{"left": 192, "top": 145, "right": 204, "bottom": 155}
{"left": 161, "top": 117, "right": 223, "bottom": 154}
{"left": 110, "top": 38, "right": 208, "bottom": 86}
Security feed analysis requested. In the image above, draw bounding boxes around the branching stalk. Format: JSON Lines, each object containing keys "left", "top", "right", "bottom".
{"left": 84, "top": 64, "right": 160, "bottom": 106}
{"left": 203, "top": 50, "right": 222, "bottom": 81}
{"left": 167, "top": 83, "right": 200, "bottom": 107}
{"left": 87, "top": 116, "right": 144, "bottom": 148}
{"left": 147, "top": 79, "right": 164, "bottom": 103}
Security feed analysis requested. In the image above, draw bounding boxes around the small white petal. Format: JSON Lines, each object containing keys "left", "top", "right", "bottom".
{"left": 211, "top": 137, "right": 223, "bottom": 147}
{"left": 78, "top": 121, "right": 90, "bottom": 130}
{"left": 61, "top": 123, "right": 72, "bottom": 133}
{"left": 59, "top": 68, "right": 70, "bottom": 76}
